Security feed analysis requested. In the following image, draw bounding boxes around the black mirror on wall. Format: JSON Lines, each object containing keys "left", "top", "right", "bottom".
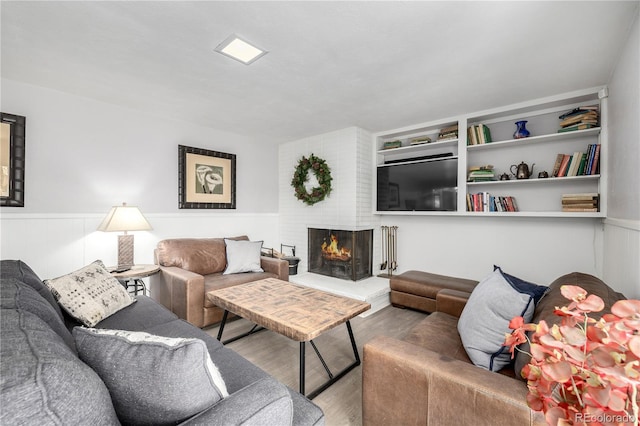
{"left": 1, "top": 113, "right": 26, "bottom": 207}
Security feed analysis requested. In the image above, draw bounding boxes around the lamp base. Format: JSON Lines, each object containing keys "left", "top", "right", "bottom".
{"left": 117, "top": 234, "right": 135, "bottom": 268}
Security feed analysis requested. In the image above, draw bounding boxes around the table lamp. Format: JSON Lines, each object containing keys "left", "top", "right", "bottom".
{"left": 97, "top": 202, "right": 152, "bottom": 268}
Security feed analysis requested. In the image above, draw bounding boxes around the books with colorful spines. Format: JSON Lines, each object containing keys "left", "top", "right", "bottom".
{"left": 551, "top": 153, "right": 564, "bottom": 177}
{"left": 567, "top": 151, "right": 583, "bottom": 176}
{"left": 557, "top": 154, "right": 571, "bottom": 177}
{"left": 590, "top": 144, "right": 601, "bottom": 175}
{"left": 576, "top": 153, "right": 588, "bottom": 176}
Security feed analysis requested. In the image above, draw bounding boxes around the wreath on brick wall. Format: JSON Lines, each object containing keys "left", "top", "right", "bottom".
{"left": 291, "top": 154, "right": 332, "bottom": 206}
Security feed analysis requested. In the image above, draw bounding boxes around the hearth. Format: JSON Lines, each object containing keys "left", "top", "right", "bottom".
{"left": 307, "top": 228, "right": 373, "bottom": 281}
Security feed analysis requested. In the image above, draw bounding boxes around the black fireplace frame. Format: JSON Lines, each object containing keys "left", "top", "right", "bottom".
{"left": 307, "top": 228, "right": 373, "bottom": 281}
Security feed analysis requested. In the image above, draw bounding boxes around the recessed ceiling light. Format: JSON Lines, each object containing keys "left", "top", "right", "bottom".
{"left": 215, "top": 34, "right": 267, "bottom": 65}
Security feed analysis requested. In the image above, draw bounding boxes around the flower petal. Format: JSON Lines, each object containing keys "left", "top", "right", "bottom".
{"left": 576, "top": 294, "right": 604, "bottom": 313}
{"left": 611, "top": 299, "right": 640, "bottom": 318}
{"left": 560, "top": 285, "right": 587, "bottom": 302}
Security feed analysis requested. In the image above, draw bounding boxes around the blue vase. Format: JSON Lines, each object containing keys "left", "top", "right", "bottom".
{"left": 513, "top": 120, "right": 530, "bottom": 139}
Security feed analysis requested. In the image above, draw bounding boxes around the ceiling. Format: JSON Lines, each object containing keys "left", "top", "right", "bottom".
{"left": 1, "top": 1, "right": 638, "bottom": 144}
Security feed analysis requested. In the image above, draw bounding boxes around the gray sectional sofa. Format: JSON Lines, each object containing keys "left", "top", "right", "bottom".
{"left": 0, "top": 259, "right": 324, "bottom": 425}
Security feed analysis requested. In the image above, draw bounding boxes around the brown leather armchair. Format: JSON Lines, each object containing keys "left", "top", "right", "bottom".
{"left": 149, "top": 236, "right": 288, "bottom": 328}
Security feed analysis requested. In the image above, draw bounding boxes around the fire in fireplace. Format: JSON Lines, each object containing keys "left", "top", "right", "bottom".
{"left": 308, "top": 228, "right": 373, "bottom": 281}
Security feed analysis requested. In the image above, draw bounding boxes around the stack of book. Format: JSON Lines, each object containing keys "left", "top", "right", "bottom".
{"left": 467, "top": 124, "right": 492, "bottom": 145}
{"left": 438, "top": 125, "right": 458, "bottom": 141}
{"left": 552, "top": 143, "right": 601, "bottom": 177}
{"left": 561, "top": 193, "right": 599, "bottom": 212}
{"left": 409, "top": 136, "right": 431, "bottom": 145}
{"left": 467, "top": 192, "right": 518, "bottom": 212}
{"left": 382, "top": 140, "right": 402, "bottom": 150}
{"left": 467, "top": 165, "right": 495, "bottom": 182}
{"left": 558, "top": 106, "right": 599, "bottom": 132}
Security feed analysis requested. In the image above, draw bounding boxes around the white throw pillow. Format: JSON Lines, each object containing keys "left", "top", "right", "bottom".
{"left": 223, "top": 239, "right": 264, "bottom": 274}
{"left": 44, "top": 260, "right": 135, "bottom": 327}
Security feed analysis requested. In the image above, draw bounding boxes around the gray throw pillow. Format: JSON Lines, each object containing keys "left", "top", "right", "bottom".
{"left": 0, "top": 309, "right": 119, "bottom": 425}
{"left": 457, "top": 266, "right": 546, "bottom": 372}
{"left": 73, "top": 327, "right": 228, "bottom": 425}
{"left": 223, "top": 239, "right": 264, "bottom": 274}
{"left": 44, "top": 260, "right": 135, "bottom": 327}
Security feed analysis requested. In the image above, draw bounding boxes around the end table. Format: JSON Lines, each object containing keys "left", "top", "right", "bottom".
{"left": 109, "top": 264, "right": 159, "bottom": 296}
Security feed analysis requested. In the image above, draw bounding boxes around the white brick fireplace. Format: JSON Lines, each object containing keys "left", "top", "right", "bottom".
{"left": 278, "top": 127, "right": 389, "bottom": 315}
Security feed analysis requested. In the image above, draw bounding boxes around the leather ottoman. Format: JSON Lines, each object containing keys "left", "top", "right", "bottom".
{"left": 390, "top": 270, "right": 478, "bottom": 313}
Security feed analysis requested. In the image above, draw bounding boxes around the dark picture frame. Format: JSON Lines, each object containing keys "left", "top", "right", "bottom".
{"left": 178, "top": 145, "right": 236, "bottom": 209}
{"left": 1, "top": 113, "right": 26, "bottom": 207}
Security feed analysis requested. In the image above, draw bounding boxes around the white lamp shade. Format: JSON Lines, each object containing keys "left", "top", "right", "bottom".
{"left": 97, "top": 203, "right": 152, "bottom": 232}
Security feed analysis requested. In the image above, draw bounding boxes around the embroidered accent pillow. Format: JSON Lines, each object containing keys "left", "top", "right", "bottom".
{"left": 44, "top": 260, "right": 135, "bottom": 327}
{"left": 73, "top": 327, "right": 228, "bottom": 425}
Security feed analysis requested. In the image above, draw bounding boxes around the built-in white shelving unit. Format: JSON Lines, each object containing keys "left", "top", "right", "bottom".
{"left": 373, "top": 87, "right": 608, "bottom": 218}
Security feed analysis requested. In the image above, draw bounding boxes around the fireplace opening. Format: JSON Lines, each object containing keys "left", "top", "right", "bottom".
{"left": 308, "top": 228, "right": 373, "bottom": 281}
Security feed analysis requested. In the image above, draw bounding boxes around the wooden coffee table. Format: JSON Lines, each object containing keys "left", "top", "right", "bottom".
{"left": 207, "top": 277, "right": 370, "bottom": 399}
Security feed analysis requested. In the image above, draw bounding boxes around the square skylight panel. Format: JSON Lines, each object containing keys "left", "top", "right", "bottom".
{"left": 215, "top": 35, "right": 267, "bottom": 65}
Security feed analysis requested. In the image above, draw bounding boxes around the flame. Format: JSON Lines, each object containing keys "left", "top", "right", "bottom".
{"left": 321, "top": 234, "right": 351, "bottom": 261}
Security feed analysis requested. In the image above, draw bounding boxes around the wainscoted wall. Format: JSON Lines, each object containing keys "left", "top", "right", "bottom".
{"left": 378, "top": 215, "right": 604, "bottom": 288}
{"left": 0, "top": 213, "right": 279, "bottom": 279}
{"left": 603, "top": 219, "right": 640, "bottom": 299}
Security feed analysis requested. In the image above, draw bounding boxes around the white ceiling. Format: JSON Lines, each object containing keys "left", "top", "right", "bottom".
{"left": 1, "top": 1, "right": 638, "bottom": 144}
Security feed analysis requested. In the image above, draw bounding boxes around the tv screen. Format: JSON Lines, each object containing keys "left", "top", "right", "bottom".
{"left": 377, "top": 157, "right": 457, "bottom": 211}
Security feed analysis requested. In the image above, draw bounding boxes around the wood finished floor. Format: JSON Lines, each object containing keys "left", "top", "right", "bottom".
{"left": 204, "top": 305, "right": 427, "bottom": 426}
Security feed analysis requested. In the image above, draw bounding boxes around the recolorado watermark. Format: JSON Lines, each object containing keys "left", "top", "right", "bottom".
{"left": 575, "top": 413, "right": 637, "bottom": 424}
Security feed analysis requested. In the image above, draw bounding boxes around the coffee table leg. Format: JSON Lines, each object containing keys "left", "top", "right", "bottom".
{"left": 303, "top": 320, "right": 361, "bottom": 400}
{"left": 216, "top": 310, "right": 229, "bottom": 341}
{"left": 300, "top": 342, "right": 306, "bottom": 396}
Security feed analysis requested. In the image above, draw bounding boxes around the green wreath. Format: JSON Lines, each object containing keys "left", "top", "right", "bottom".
{"left": 291, "top": 154, "right": 332, "bottom": 205}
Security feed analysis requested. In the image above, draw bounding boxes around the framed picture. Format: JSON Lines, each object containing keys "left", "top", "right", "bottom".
{"left": 1, "top": 113, "right": 26, "bottom": 207}
{"left": 178, "top": 145, "right": 236, "bottom": 209}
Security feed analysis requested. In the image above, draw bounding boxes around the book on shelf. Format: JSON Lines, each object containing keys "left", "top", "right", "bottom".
{"left": 559, "top": 105, "right": 599, "bottom": 120}
{"left": 383, "top": 140, "right": 402, "bottom": 150}
{"left": 557, "top": 123, "right": 598, "bottom": 133}
{"left": 558, "top": 105, "right": 599, "bottom": 132}
{"left": 590, "top": 144, "right": 601, "bottom": 175}
{"left": 466, "top": 124, "right": 492, "bottom": 145}
{"left": 438, "top": 125, "right": 458, "bottom": 141}
{"left": 467, "top": 165, "right": 495, "bottom": 182}
{"left": 467, "top": 192, "right": 518, "bottom": 212}
{"left": 551, "top": 153, "right": 564, "bottom": 177}
{"left": 567, "top": 151, "right": 583, "bottom": 176}
{"left": 553, "top": 144, "right": 600, "bottom": 178}
{"left": 557, "top": 154, "right": 571, "bottom": 177}
{"left": 561, "top": 193, "right": 599, "bottom": 212}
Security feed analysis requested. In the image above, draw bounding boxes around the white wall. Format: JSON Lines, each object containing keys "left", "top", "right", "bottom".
{"left": 603, "top": 9, "right": 640, "bottom": 298}
{"left": 380, "top": 215, "right": 603, "bottom": 285}
{"left": 0, "top": 80, "right": 281, "bottom": 278}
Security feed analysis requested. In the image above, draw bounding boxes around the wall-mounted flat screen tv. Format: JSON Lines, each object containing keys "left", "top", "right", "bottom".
{"left": 377, "top": 157, "right": 457, "bottom": 211}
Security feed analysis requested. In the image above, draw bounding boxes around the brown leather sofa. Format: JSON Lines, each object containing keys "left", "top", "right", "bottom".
{"left": 150, "top": 236, "right": 289, "bottom": 328}
{"left": 362, "top": 272, "right": 626, "bottom": 425}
